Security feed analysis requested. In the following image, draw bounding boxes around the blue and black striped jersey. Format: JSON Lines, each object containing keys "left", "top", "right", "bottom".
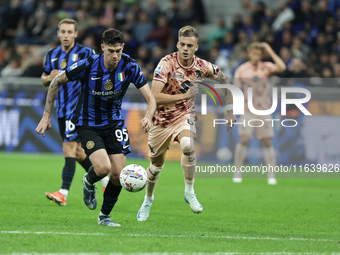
{"left": 65, "top": 53, "right": 148, "bottom": 127}
{"left": 44, "top": 43, "right": 95, "bottom": 118}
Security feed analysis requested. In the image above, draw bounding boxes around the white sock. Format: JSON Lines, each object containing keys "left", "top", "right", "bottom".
{"left": 263, "top": 146, "right": 276, "bottom": 178}
{"left": 145, "top": 194, "right": 154, "bottom": 203}
{"left": 185, "top": 182, "right": 194, "bottom": 195}
{"left": 234, "top": 143, "right": 247, "bottom": 171}
{"left": 59, "top": 189, "right": 68, "bottom": 199}
{"left": 100, "top": 176, "right": 109, "bottom": 188}
{"left": 99, "top": 211, "right": 108, "bottom": 217}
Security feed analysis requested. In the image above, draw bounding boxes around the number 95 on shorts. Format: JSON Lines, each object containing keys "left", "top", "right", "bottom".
{"left": 77, "top": 120, "right": 131, "bottom": 156}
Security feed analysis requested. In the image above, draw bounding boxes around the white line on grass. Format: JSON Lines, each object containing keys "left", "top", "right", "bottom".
{"left": 0, "top": 230, "right": 336, "bottom": 242}
{"left": 6, "top": 253, "right": 340, "bottom": 255}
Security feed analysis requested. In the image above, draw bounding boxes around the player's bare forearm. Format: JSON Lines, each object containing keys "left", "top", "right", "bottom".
{"left": 216, "top": 71, "right": 233, "bottom": 105}
{"left": 139, "top": 85, "right": 156, "bottom": 119}
{"left": 41, "top": 75, "right": 51, "bottom": 87}
{"left": 262, "top": 42, "right": 286, "bottom": 73}
{"left": 271, "top": 53, "right": 286, "bottom": 73}
{"left": 152, "top": 80, "right": 191, "bottom": 105}
{"left": 44, "top": 71, "right": 69, "bottom": 116}
{"left": 154, "top": 92, "right": 188, "bottom": 105}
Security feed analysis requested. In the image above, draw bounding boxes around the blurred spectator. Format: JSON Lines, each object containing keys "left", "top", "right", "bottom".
{"left": 230, "top": 30, "right": 249, "bottom": 65}
{"left": 0, "top": 0, "right": 21, "bottom": 41}
{"left": 150, "top": 46, "right": 164, "bottom": 66}
{"left": 242, "top": 15, "right": 257, "bottom": 41}
{"left": 252, "top": 1, "right": 266, "bottom": 28}
{"left": 219, "top": 32, "right": 234, "bottom": 59}
{"left": 132, "top": 11, "right": 153, "bottom": 45}
{"left": 264, "top": 33, "right": 280, "bottom": 53}
{"left": 90, "top": 0, "right": 104, "bottom": 18}
{"left": 294, "top": 0, "right": 315, "bottom": 25}
{"left": 272, "top": 2, "right": 295, "bottom": 31}
{"left": 209, "top": 47, "right": 231, "bottom": 79}
{"left": 315, "top": 0, "right": 333, "bottom": 32}
{"left": 26, "top": 11, "right": 47, "bottom": 44}
{"left": 262, "top": 8, "right": 276, "bottom": 25}
{"left": 82, "top": 34, "right": 99, "bottom": 54}
{"left": 100, "top": 1, "right": 115, "bottom": 28}
{"left": 1, "top": 58, "right": 22, "bottom": 77}
{"left": 333, "top": 63, "right": 340, "bottom": 77}
{"left": 208, "top": 17, "right": 229, "bottom": 47}
{"left": 279, "top": 47, "right": 293, "bottom": 67}
{"left": 167, "top": 0, "right": 184, "bottom": 38}
{"left": 315, "top": 33, "right": 329, "bottom": 55}
{"left": 147, "top": 0, "right": 162, "bottom": 25}
{"left": 147, "top": 15, "right": 171, "bottom": 49}
{"left": 180, "top": 0, "right": 206, "bottom": 25}
{"left": 258, "top": 22, "right": 271, "bottom": 39}
{"left": 322, "top": 67, "right": 333, "bottom": 78}
{"left": 324, "top": 20, "right": 337, "bottom": 45}
{"left": 301, "top": 21, "right": 319, "bottom": 45}
{"left": 21, "top": 54, "right": 44, "bottom": 77}
{"left": 123, "top": 31, "right": 138, "bottom": 59}
{"left": 136, "top": 46, "right": 150, "bottom": 66}
{"left": 283, "top": 57, "right": 310, "bottom": 78}
{"left": 281, "top": 30, "right": 293, "bottom": 48}
{"left": 291, "top": 36, "right": 310, "bottom": 60}
{"left": 230, "top": 14, "right": 244, "bottom": 41}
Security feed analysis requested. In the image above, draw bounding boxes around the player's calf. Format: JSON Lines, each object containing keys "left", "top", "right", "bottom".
{"left": 180, "top": 137, "right": 203, "bottom": 213}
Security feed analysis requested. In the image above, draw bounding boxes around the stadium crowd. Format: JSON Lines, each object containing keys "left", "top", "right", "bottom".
{"left": 0, "top": 0, "right": 339, "bottom": 83}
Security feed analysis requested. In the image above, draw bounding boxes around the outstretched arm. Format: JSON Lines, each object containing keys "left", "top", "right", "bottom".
{"left": 262, "top": 42, "right": 286, "bottom": 73}
{"left": 138, "top": 84, "right": 157, "bottom": 133}
{"left": 36, "top": 71, "right": 69, "bottom": 136}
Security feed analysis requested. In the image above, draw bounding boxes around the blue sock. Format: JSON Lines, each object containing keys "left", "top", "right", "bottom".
{"left": 61, "top": 157, "right": 76, "bottom": 190}
{"left": 100, "top": 181, "right": 122, "bottom": 215}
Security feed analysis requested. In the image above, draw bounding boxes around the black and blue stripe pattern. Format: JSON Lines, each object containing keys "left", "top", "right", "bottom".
{"left": 44, "top": 43, "right": 94, "bottom": 118}
{"left": 65, "top": 53, "right": 148, "bottom": 127}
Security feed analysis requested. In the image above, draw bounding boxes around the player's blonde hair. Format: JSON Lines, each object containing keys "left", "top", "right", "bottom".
{"left": 247, "top": 42, "right": 264, "bottom": 54}
{"left": 178, "top": 26, "right": 199, "bottom": 40}
{"left": 58, "top": 18, "right": 77, "bottom": 31}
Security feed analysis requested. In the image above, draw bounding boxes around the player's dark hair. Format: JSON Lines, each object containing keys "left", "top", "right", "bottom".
{"left": 102, "top": 29, "right": 124, "bottom": 46}
{"left": 58, "top": 19, "right": 77, "bottom": 31}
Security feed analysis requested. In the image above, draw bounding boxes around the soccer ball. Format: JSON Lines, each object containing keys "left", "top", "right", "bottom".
{"left": 119, "top": 164, "right": 148, "bottom": 192}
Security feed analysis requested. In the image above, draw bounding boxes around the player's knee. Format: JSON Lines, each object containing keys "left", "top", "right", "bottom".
{"left": 239, "top": 136, "right": 250, "bottom": 146}
{"left": 75, "top": 145, "right": 86, "bottom": 162}
{"left": 110, "top": 172, "right": 120, "bottom": 180}
{"left": 180, "top": 137, "right": 194, "bottom": 155}
{"left": 62, "top": 142, "right": 77, "bottom": 157}
{"left": 147, "top": 164, "right": 163, "bottom": 182}
{"left": 261, "top": 138, "right": 272, "bottom": 148}
{"left": 95, "top": 163, "right": 111, "bottom": 176}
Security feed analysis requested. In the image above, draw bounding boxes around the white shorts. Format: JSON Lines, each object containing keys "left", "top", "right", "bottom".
{"left": 237, "top": 113, "right": 274, "bottom": 140}
{"left": 148, "top": 115, "right": 196, "bottom": 158}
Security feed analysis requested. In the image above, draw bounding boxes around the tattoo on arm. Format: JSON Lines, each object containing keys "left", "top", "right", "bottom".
{"left": 216, "top": 71, "right": 233, "bottom": 104}
{"left": 44, "top": 72, "right": 69, "bottom": 114}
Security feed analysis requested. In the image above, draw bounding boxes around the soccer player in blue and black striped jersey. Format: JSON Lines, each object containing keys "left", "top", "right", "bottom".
{"left": 36, "top": 28, "right": 156, "bottom": 226}
{"left": 41, "top": 19, "right": 109, "bottom": 206}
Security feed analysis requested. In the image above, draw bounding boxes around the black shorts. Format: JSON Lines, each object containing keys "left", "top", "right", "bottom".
{"left": 58, "top": 117, "right": 78, "bottom": 142}
{"left": 77, "top": 120, "right": 131, "bottom": 156}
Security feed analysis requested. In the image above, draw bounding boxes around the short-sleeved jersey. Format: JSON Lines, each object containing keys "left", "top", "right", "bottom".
{"left": 44, "top": 43, "right": 95, "bottom": 118}
{"left": 234, "top": 61, "right": 276, "bottom": 113}
{"left": 65, "top": 53, "right": 148, "bottom": 127}
{"left": 153, "top": 52, "right": 220, "bottom": 128}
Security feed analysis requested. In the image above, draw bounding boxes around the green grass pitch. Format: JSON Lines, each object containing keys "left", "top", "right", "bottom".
{"left": 0, "top": 152, "right": 339, "bottom": 254}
